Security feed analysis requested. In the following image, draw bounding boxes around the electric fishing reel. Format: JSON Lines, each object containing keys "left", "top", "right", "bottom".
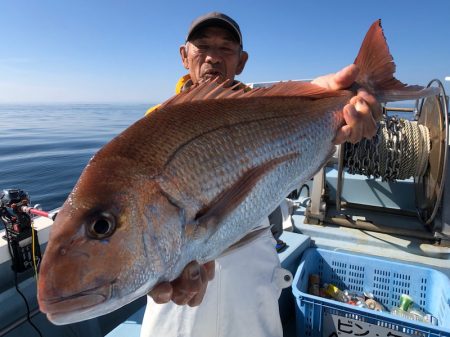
{"left": 1, "top": 189, "right": 32, "bottom": 234}
{"left": 1, "top": 188, "right": 42, "bottom": 273}
{"left": 336, "top": 79, "right": 449, "bottom": 225}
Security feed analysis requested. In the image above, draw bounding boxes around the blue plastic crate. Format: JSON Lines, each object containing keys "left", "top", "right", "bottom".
{"left": 292, "top": 248, "right": 450, "bottom": 337}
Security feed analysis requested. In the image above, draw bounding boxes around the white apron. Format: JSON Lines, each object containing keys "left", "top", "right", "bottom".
{"left": 139, "top": 227, "right": 291, "bottom": 337}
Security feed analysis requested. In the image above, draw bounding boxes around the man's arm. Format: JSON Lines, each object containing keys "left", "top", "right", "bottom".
{"left": 148, "top": 64, "right": 382, "bottom": 307}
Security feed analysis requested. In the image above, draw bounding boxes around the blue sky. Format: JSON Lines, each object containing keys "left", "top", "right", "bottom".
{"left": 1, "top": 0, "right": 449, "bottom": 103}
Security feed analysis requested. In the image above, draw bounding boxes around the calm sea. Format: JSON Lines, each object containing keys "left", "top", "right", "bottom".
{"left": 0, "top": 103, "right": 150, "bottom": 213}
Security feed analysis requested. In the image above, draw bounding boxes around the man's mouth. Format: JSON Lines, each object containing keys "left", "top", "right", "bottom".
{"left": 201, "top": 69, "right": 223, "bottom": 79}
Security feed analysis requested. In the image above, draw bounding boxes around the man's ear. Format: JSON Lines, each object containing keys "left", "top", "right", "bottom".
{"left": 235, "top": 51, "right": 248, "bottom": 75}
{"left": 179, "top": 44, "right": 189, "bottom": 70}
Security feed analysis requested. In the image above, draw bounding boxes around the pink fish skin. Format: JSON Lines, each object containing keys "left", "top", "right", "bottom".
{"left": 37, "top": 20, "right": 438, "bottom": 325}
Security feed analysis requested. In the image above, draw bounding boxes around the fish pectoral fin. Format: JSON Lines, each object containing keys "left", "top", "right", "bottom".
{"left": 185, "top": 153, "right": 299, "bottom": 241}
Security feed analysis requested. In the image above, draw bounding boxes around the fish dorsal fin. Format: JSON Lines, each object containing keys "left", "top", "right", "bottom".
{"left": 160, "top": 78, "right": 347, "bottom": 109}
{"left": 354, "top": 20, "right": 438, "bottom": 101}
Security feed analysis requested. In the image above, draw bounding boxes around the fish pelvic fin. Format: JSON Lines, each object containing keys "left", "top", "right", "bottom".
{"left": 354, "top": 19, "right": 438, "bottom": 102}
{"left": 185, "top": 153, "right": 299, "bottom": 241}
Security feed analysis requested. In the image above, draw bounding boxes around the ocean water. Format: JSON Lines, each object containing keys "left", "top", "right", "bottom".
{"left": 0, "top": 103, "right": 150, "bottom": 212}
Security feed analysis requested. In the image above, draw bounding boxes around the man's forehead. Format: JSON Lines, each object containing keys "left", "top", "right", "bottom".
{"left": 189, "top": 26, "right": 239, "bottom": 44}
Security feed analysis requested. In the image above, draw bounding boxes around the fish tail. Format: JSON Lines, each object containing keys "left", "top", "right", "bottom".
{"left": 354, "top": 19, "right": 438, "bottom": 102}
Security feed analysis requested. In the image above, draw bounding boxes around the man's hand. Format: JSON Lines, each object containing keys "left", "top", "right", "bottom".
{"left": 148, "top": 260, "right": 215, "bottom": 307}
{"left": 311, "top": 64, "right": 382, "bottom": 144}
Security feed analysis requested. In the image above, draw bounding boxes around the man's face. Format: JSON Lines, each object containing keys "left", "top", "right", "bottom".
{"left": 180, "top": 26, "right": 248, "bottom": 85}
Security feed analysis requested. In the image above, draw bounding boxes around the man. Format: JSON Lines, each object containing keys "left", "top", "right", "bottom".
{"left": 140, "top": 12, "right": 381, "bottom": 337}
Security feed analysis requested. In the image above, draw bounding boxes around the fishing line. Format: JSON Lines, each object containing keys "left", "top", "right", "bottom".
{"left": 31, "top": 224, "right": 39, "bottom": 282}
{"left": 4, "top": 226, "right": 44, "bottom": 337}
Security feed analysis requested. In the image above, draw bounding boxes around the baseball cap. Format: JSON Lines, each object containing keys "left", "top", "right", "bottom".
{"left": 186, "top": 12, "right": 243, "bottom": 47}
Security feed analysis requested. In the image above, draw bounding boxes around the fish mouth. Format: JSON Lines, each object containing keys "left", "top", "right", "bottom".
{"left": 39, "top": 283, "right": 112, "bottom": 324}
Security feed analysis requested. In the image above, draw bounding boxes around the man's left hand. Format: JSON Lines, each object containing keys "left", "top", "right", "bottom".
{"left": 148, "top": 260, "right": 215, "bottom": 307}
{"left": 311, "top": 64, "right": 382, "bottom": 144}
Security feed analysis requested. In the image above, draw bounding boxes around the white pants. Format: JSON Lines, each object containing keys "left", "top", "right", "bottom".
{"left": 140, "top": 228, "right": 290, "bottom": 337}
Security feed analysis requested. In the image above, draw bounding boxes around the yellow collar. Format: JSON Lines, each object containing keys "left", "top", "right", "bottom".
{"left": 175, "top": 74, "right": 192, "bottom": 94}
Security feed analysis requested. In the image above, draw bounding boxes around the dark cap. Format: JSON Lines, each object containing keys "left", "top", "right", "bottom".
{"left": 186, "top": 12, "right": 243, "bottom": 47}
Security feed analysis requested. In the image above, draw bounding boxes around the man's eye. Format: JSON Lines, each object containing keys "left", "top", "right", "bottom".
{"left": 225, "top": 48, "right": 237, "bottom": 54}
{"left": 221, "top": 46, "right": 239, "bottom": 54}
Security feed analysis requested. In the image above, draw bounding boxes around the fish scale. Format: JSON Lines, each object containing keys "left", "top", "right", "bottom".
{"left": 182, "top": 110, "right": 343, "bottom": 263}
{"left": 160, "top": 97, "right": 346, "bottom": 202}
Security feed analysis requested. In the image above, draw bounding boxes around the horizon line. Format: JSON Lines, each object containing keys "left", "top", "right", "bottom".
{"left": 0, "top": 101, "right": 154, "bottom": 105}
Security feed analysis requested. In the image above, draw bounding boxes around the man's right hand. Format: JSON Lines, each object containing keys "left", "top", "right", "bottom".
{"left": 148, "top": 260, "right": 215, "bottom": 307}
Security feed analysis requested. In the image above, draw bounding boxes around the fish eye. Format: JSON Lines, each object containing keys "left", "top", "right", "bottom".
{"left": 87, "top": 213, "right": 116, "bottom": 239}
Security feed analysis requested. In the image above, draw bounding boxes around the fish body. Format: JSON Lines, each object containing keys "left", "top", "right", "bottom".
{"left": 37, "top": 20, "right": 438, "bottom": 325}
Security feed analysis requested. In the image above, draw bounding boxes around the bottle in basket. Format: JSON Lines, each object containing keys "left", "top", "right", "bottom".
{"left": 308, "top": 274, "right": 320, "bottom": 296}
{"left": 325, "top": 284, "right": 349, "bottom": 303}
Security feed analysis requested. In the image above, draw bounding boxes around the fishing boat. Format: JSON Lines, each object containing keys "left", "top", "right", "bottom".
{"left": 0, "top": 80, "right": 449, "bottom": 337}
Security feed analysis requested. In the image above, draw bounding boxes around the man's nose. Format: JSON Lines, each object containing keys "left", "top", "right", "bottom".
{"left": 204, "top": 49, "right": 222, "bottom": 64}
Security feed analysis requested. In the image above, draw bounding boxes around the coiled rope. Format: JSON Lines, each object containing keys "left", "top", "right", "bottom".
{"left": 344, "top": 116, "right": 430, "bottom": 181}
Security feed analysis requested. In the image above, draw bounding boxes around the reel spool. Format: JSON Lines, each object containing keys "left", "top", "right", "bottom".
{"left": 414, "top": 80, "right": 448, "bottom": 225}
{"left": 336, "top": 79, "right": 448, "bottom": 226}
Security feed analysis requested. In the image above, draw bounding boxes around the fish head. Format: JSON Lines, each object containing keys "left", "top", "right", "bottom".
{"left": 38, "top": 157, "right": 183, "bottom": 324}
